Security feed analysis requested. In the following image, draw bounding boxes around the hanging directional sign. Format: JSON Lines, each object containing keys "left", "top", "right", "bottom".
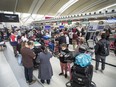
{"left": 68, "top": 20, "right": 72, "bottom": 25}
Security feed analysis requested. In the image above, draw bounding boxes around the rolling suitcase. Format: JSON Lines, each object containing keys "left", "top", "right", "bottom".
{"left": 66, "top": 65, "right": 96, "bottom": 87}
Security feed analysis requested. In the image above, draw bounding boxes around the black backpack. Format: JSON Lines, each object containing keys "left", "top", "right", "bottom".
{"left": 99, "top": 41, "right": 109, "bottom": 56}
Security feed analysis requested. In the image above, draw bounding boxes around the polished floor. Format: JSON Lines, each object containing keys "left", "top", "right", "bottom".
{"left": 0, "top": 43, "right": 116, "bottom": 87}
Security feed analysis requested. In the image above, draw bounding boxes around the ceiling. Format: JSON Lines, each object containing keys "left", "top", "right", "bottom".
{"left": 0, "top": 0, "right": 116, "bottom": 16}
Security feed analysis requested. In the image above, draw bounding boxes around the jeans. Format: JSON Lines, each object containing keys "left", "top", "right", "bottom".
{"left": 24, "top": 67, "right": 33, "bottom": 83}
{"left": 95, "top": 55, "right": 106, "bottom": 70}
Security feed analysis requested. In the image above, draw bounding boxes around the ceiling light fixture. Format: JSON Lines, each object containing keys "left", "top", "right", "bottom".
{"left": 55, "top": 0, "right": 78, "bottom": 16}
{"left": 97, "top": 3, "right": 116, "bottom": 12}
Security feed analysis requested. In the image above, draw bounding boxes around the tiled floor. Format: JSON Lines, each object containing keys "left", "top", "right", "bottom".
{"left": 0, "top": 51, "right": 20, "bottom": 87}
{"left": 34, "top": 56, "right": 116, "bottom": 87}
{"left": 0, "top": 42, "right": 116, "bottom": 87}
{"left": 2, "top": 43, "right": 43, "bottom": 87}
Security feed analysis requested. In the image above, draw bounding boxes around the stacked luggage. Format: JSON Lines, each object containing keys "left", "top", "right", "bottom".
{"left": 66, "top": 46, "right": 96, "bottom": 87}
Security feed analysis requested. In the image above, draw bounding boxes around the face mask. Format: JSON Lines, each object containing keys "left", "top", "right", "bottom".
{"left": 62, "top": 47, "right": 66, "bottom": 50}
{"left": 30, "top": 46, "right": 34, "bottom": 49}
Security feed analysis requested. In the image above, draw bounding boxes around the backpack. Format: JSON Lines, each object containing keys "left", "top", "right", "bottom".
{"left": 99, "top": 41, "right": 109, "bottom": 56}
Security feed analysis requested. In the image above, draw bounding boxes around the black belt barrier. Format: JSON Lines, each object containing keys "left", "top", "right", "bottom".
{"left": 92, "top": 58, "right": 116, "bottom": 67}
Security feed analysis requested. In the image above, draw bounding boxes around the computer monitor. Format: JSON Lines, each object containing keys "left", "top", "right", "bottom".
{"left": 0, "top": 13, "right": 19, "bottom": 22}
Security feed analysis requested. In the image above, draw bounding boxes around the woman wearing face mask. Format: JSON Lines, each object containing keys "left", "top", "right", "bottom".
{"left": 37, "top": 46, "right": 53, "bottom": 84}
{"left": 58, "top": 43, "right": 70, "bottom": 78}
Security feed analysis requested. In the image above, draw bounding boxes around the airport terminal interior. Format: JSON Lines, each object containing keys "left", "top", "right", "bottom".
{"left": 0, "top": 0, "right": 116, "bottom": 87}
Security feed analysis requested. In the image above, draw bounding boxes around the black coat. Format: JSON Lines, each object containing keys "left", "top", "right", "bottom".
{"left": 59, "top": 49, "right": 70, "bottom": 63}
{"left": 59, "top": 36, "right": 66, "bottom": 44}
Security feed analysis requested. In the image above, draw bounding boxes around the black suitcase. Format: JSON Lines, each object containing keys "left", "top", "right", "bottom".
{"left": 71, "top": 72, "right": 91, "bottom": 87}
{"left": 66, "top": 80, "right": 96, "bottom": 87}
{"left": 71, "top": 65, "right": 93, "bottom": 77}
{"left": 66, "top": 65, "right": 95, "bottom": 87}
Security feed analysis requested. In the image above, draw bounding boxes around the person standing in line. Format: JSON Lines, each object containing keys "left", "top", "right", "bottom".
{"left": 21, "top": 41, "right": 36, "bottom": 85}
{"left": 65, "top": 34, "right": 70, "bottom": 48}
{"left": 10, "top": 31, "right": 18, "bottom": 57}
{"left": 21, "top": 33, "right": 28, "bottom": 42}
{"left": 37, "top": 46, "right": 53, "bottom": 84}
{"left": 58, "top": 43, "right": 70, "bottom": 78}
{"left": 17, "top": 29, "right": 21, "bottom": 37}
{"left": 95, "top": 33, "right": 110, "bottom": 73}
{"left": 69, "top": 30, "right": 73, "bottom": 44}
{"left": 58, "top": 32, "right": 66, "bottom": 52}
{"left": 59, "top": 32, "right": 66, "bottom": 45}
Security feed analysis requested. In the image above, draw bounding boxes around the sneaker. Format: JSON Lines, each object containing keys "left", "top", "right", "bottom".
{"left": 59, "top": 73, "right": 64, "bottom": 76}
{"left": 29, "top": 80, "right": 36, "bottom": 85}
{"left": 65, "top": 74, "right": 67, "bottom": 78}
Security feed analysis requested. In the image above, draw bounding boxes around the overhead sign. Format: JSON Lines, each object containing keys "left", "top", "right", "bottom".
{"left": 98, "top": 26, "right": 104, "bottom": 30}
{"left": 0, "top": 13, "right": 19, "bottom": 22}
{"left": 59, "top": 25, "right": 64, "bottom": 29}
{"left": 45, "top": 25, "right": 51, "bottom": 29}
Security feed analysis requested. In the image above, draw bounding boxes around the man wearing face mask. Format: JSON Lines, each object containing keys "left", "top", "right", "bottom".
{"left": 21, "top": 41, "right": 36, "bottom": 85}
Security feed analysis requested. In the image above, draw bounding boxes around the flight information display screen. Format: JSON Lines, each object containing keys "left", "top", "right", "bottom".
{"left": 0, "top": 13, "right": 19, "bottom": 22}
